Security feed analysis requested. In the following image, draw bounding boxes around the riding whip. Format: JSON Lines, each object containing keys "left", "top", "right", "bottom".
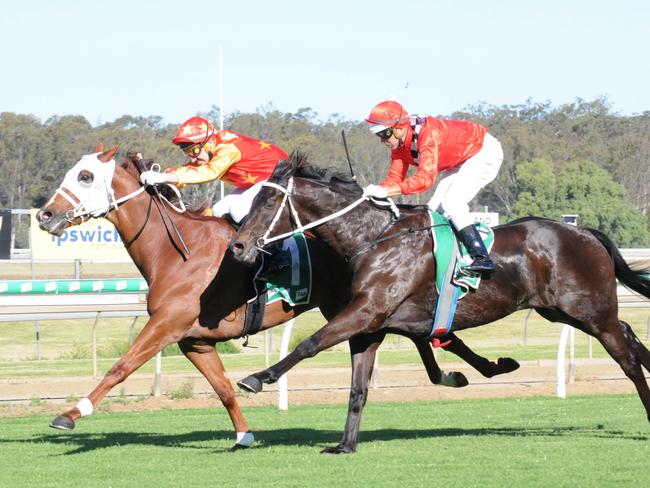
{"left": 341, "top": 130, "right": 356, "bottom": 180}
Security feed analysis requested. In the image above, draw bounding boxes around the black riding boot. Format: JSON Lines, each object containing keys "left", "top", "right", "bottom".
{"left": 256, "top": 245, "right": 291, "bottom": 281}
{"left": 456, "top": 224, "right": 495, "bottom": 275}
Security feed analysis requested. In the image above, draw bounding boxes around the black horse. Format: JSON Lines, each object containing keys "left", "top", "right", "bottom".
{"left": 230, "top": 154, "right": 650, "bottom": 453}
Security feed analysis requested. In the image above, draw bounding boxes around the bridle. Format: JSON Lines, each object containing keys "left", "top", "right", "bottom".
{"left": 254, "top": 177, "right": 399, "bottom": 251}
{"left": 53, "top": 162, "right": 185, "bottom": 224}
{"left": 49, "top": 157, "right": 190, "bottom": 257}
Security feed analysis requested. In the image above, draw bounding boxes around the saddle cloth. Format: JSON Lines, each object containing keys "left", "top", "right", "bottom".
{"left": 265, "top": 232, "right": 313, "bottom": 306}
{"left": 428, "top": 210, "right": 494, "bottom": 337}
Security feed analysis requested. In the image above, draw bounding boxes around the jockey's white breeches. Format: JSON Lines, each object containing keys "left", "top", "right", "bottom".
{"left": 212, "top": 181, "right": 265, "bottom": 224}
{"left": 427, "top": 133, "right": 503, "bottom": 230}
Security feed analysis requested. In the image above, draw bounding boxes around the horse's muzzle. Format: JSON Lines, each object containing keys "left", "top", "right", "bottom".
{"left": 36, "top": 209, "right": 67, "bottom": 236}
{"left": 229, "top": 240, "right": 258, "bottom": 265}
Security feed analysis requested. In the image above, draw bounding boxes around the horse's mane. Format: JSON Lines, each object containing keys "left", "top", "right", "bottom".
{"left": 121, "top": 152, "right": 211, "bottom": 218}
{"left": 270, "top": 150, "right": 363, "bottom": 197}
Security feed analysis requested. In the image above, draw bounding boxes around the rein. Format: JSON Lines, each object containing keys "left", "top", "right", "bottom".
{"left": 345, "top": 223, "right": 441, "bottom": 262}
{"left": 256, "top": 177, "right": 399, "bottom": 249}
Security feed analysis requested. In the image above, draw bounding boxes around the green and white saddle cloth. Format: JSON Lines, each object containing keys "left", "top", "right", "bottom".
{"left": 265, "top": 232, "right": 313, "bottom": 306}
{"left": 428, "top": 210, "right": 494, "bottom": 337}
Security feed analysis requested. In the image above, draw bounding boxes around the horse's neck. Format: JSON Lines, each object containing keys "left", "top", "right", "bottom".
{"left": 107, "top": 170, "right": 234, "bottom": 280}
{"left": 300, "top": 191, "right": 395, "bottom": 258}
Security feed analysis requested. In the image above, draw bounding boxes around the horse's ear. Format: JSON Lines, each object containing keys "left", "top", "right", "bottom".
{"left": 98, "top": 145, "right": 120, "bottom": 163}
{"left": 93, "top": 143, "right": 104, "bottom": 153}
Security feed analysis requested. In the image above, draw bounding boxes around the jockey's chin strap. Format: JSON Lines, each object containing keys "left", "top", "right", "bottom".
{"left": 255, "top": 177, "right": 400, "bottom": 249}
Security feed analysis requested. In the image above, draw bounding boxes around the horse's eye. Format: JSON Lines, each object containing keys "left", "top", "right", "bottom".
{"left": 264, "top": 199, "right": 276, "bottom": 209}
{"left": 78, "top": 170, "right": 94, "bottom": 185}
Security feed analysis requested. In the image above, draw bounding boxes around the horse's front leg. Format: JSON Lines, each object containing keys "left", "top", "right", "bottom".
{"left": 49, "top": 314, "right": 188, "bottom": 430}
{"left": 178, "top": 337, "right": 254, "bottom": 449}
{"left": 321, "top": 332, "right": 386, "bottom": 455}
{"left": 238, "top": 297, "right": 384, "bottom": 393}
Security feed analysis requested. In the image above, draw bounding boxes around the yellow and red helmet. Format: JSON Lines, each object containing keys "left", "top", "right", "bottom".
{"left": 172, "top": 116, "right": 216, "bottom": 145}
{"left": 365, "top": 100, "right": 410, "bottom": 133}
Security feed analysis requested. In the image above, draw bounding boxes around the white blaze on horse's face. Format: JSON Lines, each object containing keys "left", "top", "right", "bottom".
{"left": 57, "top": 152, "right": 116, "bottom": 218}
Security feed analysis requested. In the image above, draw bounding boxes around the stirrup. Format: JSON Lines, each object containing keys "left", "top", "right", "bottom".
{"left": 461, "top": 257, "right": 495, "bottom": 275}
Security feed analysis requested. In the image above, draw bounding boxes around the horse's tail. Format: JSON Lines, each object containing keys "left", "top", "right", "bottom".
{"left": 586, "top": 227, "right": 650, "bottom": 299}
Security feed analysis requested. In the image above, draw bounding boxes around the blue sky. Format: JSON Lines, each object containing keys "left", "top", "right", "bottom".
{"left": 2, "top": 0, "right": 649, "bottom": 126}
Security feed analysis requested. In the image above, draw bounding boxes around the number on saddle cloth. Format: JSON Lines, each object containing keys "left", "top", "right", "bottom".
{"left": 261, "top": 232, "right": 313, "bottom": 307}
{"left": 428, "top": 211, "right": 495, "bottom": 338}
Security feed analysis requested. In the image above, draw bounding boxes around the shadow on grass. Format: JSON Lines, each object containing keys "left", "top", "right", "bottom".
{"left": 1, "top": 424, "right": 647, "bottom": 455}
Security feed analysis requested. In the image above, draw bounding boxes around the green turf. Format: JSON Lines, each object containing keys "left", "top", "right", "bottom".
{"left": 0, "top": 395, "right": 648, "bottom": 487}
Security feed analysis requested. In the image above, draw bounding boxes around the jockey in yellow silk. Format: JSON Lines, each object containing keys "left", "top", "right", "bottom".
{"left": 140, "top": 116, "right": 287, "bottom": 224}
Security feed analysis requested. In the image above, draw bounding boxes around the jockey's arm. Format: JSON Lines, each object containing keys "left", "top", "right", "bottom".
{"left": 394, "top": 128, "right": 441, "bottom": 195}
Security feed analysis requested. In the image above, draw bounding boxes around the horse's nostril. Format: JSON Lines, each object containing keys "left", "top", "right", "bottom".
{"left": 231, "top": 242, "right": 244, "bottom": 256}
{"left": 39, "top": 211, "right": 52, "bottom": 222}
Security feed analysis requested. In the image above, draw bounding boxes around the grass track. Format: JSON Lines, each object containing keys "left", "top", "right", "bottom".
{"left": 1, "top": 395, "right": 648, "bottom": 487}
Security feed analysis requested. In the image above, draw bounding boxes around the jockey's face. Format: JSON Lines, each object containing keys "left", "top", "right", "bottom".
{"left": 182, "top": 144, "right": 209, "bottom": 164}
{"left": 379, "top": 126, "right": 407, "bottom": 150}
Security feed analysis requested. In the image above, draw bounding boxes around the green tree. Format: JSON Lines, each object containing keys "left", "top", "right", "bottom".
{"left": 510, "top": 159, "right": 558, "bottom": 219}
{"left": 556, "top": 161, "right": 650, "bottom": 246}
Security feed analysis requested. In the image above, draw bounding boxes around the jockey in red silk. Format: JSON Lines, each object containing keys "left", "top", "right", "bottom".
{"left": 140, "top": 116, "right": 287, "bottom": 223}
{"left": 364, "top": 100, "right": 504, "bottom": 274}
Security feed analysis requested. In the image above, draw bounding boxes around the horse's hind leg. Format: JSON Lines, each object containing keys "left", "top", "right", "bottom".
{"left": 178, "top": 338, "right": 254, "bottom": 449}
{"left": 441, "top": 332, "right": 520, "bottom": 378}
{"left": 620, "top": 320, "right": 650, "bottom": 373}
{"left": 596, "top": 320, "right": 650, "bottom": 422}
{"left": 322, "top": 332, "right": 384, "bottom": 454}
{"left": 413, "top": 337, "right": 468, "bottom": 387}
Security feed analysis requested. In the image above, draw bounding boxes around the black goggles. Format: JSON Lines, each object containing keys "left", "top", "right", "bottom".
{"left": 375, "top": 127, "right": 394, "bottom": 140}
{"left": 180, "top": 142, "right": 204, "bottom": 158}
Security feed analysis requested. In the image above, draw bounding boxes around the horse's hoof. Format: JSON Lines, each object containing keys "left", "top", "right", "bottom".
{"left": 50, "top": 415, "right": 75, "bottom": 430}
{"left": 450, "top": 371, "right": 469, "bottom": 387}
{"left": 440, "top": 371, "right": 469, "bottom": 388}
{"left": 321, "top": 444, "right": 355, "bottom": 455}
{"left": 237, "top": 376, "right": 263, "bottom": 393}
{"left": 498, "top": 357, "right": 520, "bottom": 373}
{"left": 230, "top": 443, "right": 251, "bottom": 452}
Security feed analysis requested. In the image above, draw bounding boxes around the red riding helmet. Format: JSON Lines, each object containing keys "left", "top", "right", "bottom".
{"left": 365, "top": 100, "right": 410, "bottom": 133}
{"left": 172, "top": 116, "right": 216, "bottom": 145}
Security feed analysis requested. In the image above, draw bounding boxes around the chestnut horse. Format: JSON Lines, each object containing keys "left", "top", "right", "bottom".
{"left": 36, "top": 146, "right": 518, "bottom": 449}
{"left": 230, "top": 154, "right": 650, "bottom": 453}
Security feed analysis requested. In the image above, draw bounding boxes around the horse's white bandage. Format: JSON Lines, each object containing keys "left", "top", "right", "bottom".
{"left": 236, "top": 431, "right": 255, "bottom": 446}
{"left": 76, "top": 397, "right": 94, "bottom": 417}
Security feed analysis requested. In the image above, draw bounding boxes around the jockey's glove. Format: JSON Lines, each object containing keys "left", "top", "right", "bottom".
{"left": 362, "top": 184, "right": 389, "bottom": 199}
{"left": 140, "top": 170, "right": 172, "bottom": 185}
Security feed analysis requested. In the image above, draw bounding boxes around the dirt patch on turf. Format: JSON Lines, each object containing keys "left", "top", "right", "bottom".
{"left": 0, "top": 359, "right": 643, "bottom": 419}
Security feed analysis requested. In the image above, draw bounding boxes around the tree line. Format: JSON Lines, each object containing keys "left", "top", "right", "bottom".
{"left": 1, "top": 97, "right": 649, "bottom": 247}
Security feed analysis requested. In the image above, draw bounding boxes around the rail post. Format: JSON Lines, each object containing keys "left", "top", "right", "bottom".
{"left": 91, "top": 312, "right": 100, "bottom": 378}
{"left": 277, "top": 319, "right": 294, "bottom": 411}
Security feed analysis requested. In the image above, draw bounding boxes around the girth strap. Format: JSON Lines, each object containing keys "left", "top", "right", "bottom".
{"left": 242, "top": 285, "right": 268, "bottom": 339}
